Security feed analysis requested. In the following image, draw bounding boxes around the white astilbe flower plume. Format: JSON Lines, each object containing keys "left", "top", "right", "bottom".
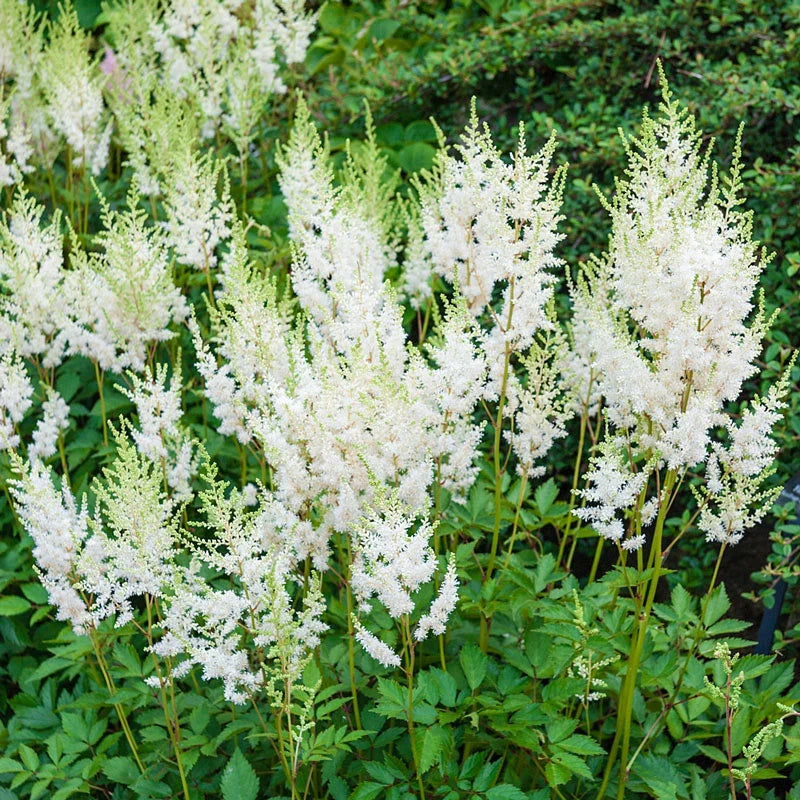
{"left": 199, "top": 156, "right": 485, "bottom": 569}
{"left": 0, "top": 0, "right": 43, "bottom": 182}
{"left": 163, "top": 150, "right": 232, "bottom": 272}
{"left": 0, "top": 348, "right": 33, "bottom": 451}
{"left": 39, "top": 7, "right": 111, "bottom": 173}
{"left": 0, "top": 92, "right": 34, "bottom": 189}
{"left": 574, "top": 439, "right": 651, "bottom": 546}
{"left": 413, "top": 101, "right": 574, "bottom": 475}
{"left": 572, "top": 69, "right": 789, "bottom": 549}
{"left": 148, "top": 0, "right": 317, "bottom": 140}
{"left": 409, "top": 296, "right": 487, "bottom": 500}
{"left": 124, "top": 363, "right": 183, "bottom": 461}
{"left": 62, "top": 188, "right": 188, "bottom": 373}
{"left": 415, "top": 554, "right": 458, "bottom": 641}
{"left": 696, "top": 363, "right": 795, "bottom": 545}
{"left": 277, "top": 98, "right": 400, "bottom": 360}
{"left": 350, "top": 487, "right": 437, "bottom": 618}
{"left": 9, "top": 456, "right": 93, "bottom": 633}
{"left": 0, "top": 193, "right": 67, "bottom": 367}
{"left": 29, "top": 389, "right": 70, "bottom": 462}
{"left": 123, "top": 363, "right": 197, "bottom": 502}
{"left": 153, "top": 465, "right": 327, "bottom": 704}
{"left": 80, "top": 427, "right": 182, "bottom": 625}
{"left": 353, "top": 619, "right": 401, "bottom": 669}
{"left": 505, "top": 315, "right": 573, "bottom": 478}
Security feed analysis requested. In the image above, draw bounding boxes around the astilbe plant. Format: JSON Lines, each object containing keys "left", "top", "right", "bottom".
{"left": 566, "top": 69, "right": 795, "bottom": 798}
{"left": 1, "top": 12, "right": 798, "bottom": 795}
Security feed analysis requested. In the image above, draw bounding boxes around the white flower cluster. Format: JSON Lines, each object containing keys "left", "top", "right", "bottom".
{"left": 39, "top": 8, "right": 111, "bottom": 173}
{"left": 277, "top": 99, "right": 399, "bottom": 358}
{"left": 414, "top": 105, "right": 573, "bottom": 476}
{"left": 163, "top": 150, "right": 232, "bottom": 272}
{"left": 415, "top": 554, "right": 459, "bottom": 641}
{"left": 123, "top": 364, "right": 197, "bottom": 502}
{"left": 153, "top": 473, "right": 327, "bottom": 704}
{"left": 572, "top": 77, "right": 787, "bottom": 550}
{"left": 350, "top": 489, "right": 437, "bottom": 619}
{"left": 351, "top": 496, "right": 459, "bottom": 664}
{"left": 62, "top": 191, "right": 188, "bottom": 372}
{"left": 12, "top": 432, "right": 326, "bottom": 705}
{"left": 197, "top": 109, "right": 487, "bottom": 583}
{"left": 0, "top": 193, "right": 67, "bottom": 366}
{"left": 697, "top": 372, "right": 794, "bottom": 544}
{"left": 9, "top": 458, "right": 93, "bottom": 632}
{"left": 150, "top": 0, "right": 317, "bottom": 139}
{"left": 29, "top": 389, "right": 70, "bottom": 462}
{"left": 0, "top": 349, "right": 33, "bottom": 451}
{"left": 0, "top": 1, "right": 43, "bottom": 187}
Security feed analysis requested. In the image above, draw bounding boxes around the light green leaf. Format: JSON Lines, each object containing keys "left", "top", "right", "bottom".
{"left": 550, "top": 751, "right": 592, "bottom": 780}
{"left": 0, "top": 757, "right": 24, "bottom": 774}
{"left": 486, "top": 784, "right": 529, "bottom": 800}
{"left": 0, "top": 596, "right": 31, "bottom": 617}
{"left": 418, "top": 725, "right": 443, "bottom": 775}
{"left": 534, "top": 479, "right": 558, "bottom": 515}
{"left": 558, "top": 733, "right": 605, "bottom": 756}
{"left": 17, "top": 745, "right": 38, "bottom": 772}
{"left": 702, "top": 584, "right": 730, "bottom": 627}
{"left": 220, "top": 749, "right": 259, "bottom": 800}
{"left": 348, "top": 782, "right": 386, "bottom": 800}
{"left": 101, "top": 757, "right": 139, "bottom": 785}
{"left": 459, "top": 643, "right": 488, "bottom": 691}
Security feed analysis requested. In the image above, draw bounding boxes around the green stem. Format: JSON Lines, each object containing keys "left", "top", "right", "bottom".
{"left": 94, "top": 361, "right": 108, "bottom": 447}
{"left": 87, "top": 628, "right": 145, "bottom": 774}
{"left": 557, "top": 377, "right": 593, "bottom": 571}
{"left": 496, "top": 471, "right": 529, "bottom": 587}
{"left": 66, "top": 147, "right": 76, "bottom": 230}
{"left": 275, "top": 709, "right": 299, "bottom": 800}
{"left": 404, "top": 618, "right": 426, "bottom": 800}
{"left": 485, "top": 344, "right": 512, "bottom": 583}
{"left": 587, "top": 537, "right": 604, "bottom": 583}
{"left": 595, "top": 469, "right": 677, "bottom": 800}
{"left": 146, "top": 598, "right": 190, "bottom": 800}
{"left": 337, "top": 533, "right": 362, "bottom": 731}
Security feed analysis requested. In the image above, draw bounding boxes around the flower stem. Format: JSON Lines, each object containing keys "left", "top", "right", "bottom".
{"left": 87, "top": 628, "right": 144, "bottom": 774}
{"left": 595, "top": 469, "right": 676, "bottom": 800}
{"left": 94, "top": 361, "right": 107, "bottom": 446}
{"left": 404, "top": 618, "right": 425, "bottom": 800}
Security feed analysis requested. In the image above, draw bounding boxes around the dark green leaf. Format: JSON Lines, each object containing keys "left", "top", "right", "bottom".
{"left": 397, "top": 142, "right": 437, "bottom": 173}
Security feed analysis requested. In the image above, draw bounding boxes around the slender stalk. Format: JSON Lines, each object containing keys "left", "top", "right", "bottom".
{"left": 484, "top": 344, "right": 512, "bottom": 585}
{"left": 274, "top": 708, "right": 299, "bottom": 800}
{"left": 66, "top": 146, "right": 76, "bottom": 229}
{"left": 595, "top": 469, "right": 677, "bottom": 800}
{"left": 94, "top": 361, "right": 108, "bottom": 446}
{"left": 496, "top": 471, "right": 529, "bottom": 587}
{"left": 240, "top": 153, "right": 248, "bottom": 217}
{"left": 57, "top": 433, "right": 71, "bottom": 488}
{"left": 336, "top": 533, "right": 362, "bottom": 730}
{"left": 87, "top": 628, "right": 145, "bottom": 773}
{"left": 403, "top": 618, "right": 425, "bottom": 800}
{"left": 145, "top": 597, "right": 190, "bottom": 800}
{"left": 725, "top": 669, "right": 738, "bottom": 800}
{"left": 587, "top": 537, "right": 604, "bottom": 583}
